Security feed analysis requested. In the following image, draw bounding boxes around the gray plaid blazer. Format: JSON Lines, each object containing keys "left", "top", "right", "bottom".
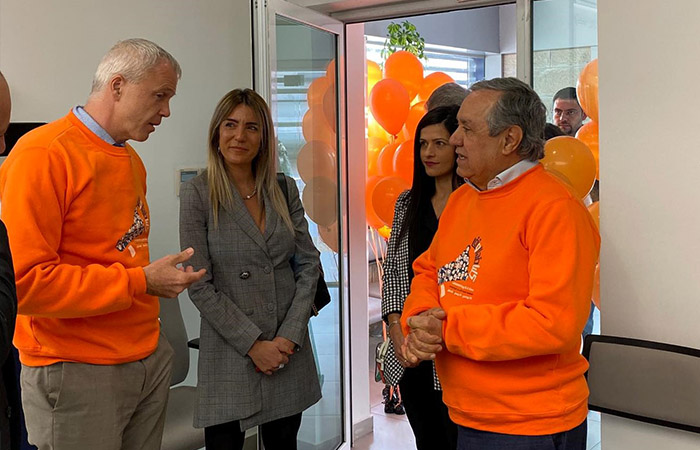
{"left": 179, "top": 172, "right": 321, "bottom": 430}
{"left": 381, "top": 190, "right": 441, "bottom": 389}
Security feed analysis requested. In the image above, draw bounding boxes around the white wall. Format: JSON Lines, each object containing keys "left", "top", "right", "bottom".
{"left": 0, "top": 0, "right": 253, "bottom": 385}
{"left": 599, "top": 0, "right": 700, "bottom": 448}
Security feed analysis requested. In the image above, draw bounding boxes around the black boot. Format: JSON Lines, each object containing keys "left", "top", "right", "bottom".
{"left": 383, "top": 385, "right": 396, "bottom": 413}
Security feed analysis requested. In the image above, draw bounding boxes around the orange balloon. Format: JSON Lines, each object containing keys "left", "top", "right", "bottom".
{"left": 302, "top": 176, "right": 338, "bottom": 227}
{"left": 307, "top": 76, "right": 329, "bottom": 107}
{"left": 367, "top": 60, "right": 382, "bottom": 98}
{"left": 417, "top": 72, "right": 455, "bottom": 102}
{"left": 384, "top": 51, "right": 424, "bottom": 101}
{"left": 576, "top": 59, "right": 599, "bottom": 122}
{"left": 326, "top": 59, "right": 336, "bottom": 84}
{"left": 297, "top": 140, "right": 336, "bottom": 183}
{"left": 576, "top": 121, "right": 599, "bottom": 179}
{"left": 377, "top": 225, "right": 391, "bottom": 240}
{"left": 365, "top": 176, "right": 385, "bottom": 230}
{"left": 372, "top": 176, "right": 410, "bottom": 227}
{"left": 367, "top": 111, "right": 391, "bottom": 141}
{"left": 393, "top": 140, "right": 414, "bottom": 186}
{"left": 588, "top": 201, "right": 600, "bottom": 230}
{"left": 322, "top": 83, "right": 337, "bottom": 132}
{"left": 302, "top": 108, "right": 335, "bottom": 149}
{"left": 318, "top": 221, "right": 339, "bottom": 253}
{"left": 404, "top": 102, "right": 425, "bottom": 138}
{"left": 367, "top": 137, "right": 388, "bottom": 177}
{"left": 377, "top": 141, "right": 401, "bottom": 177}
{"left": 370, "top": 79, "right": 410, "bottom": 136}
{"left": 592, "top": 263, "right": 601, "bottom": 309}
{"left": 542, "top": 136, "right": 597, "bottom": 199}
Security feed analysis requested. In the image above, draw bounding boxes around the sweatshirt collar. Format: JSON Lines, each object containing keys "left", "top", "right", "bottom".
{"left": 72, "top": 106, "right": 124, "bottom": 147}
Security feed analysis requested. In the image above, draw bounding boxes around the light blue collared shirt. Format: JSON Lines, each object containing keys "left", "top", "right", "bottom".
{"left": 467, "top": 159, "right": 538, "bottom": 191}
{"left": 72, "top": 106, "right": 124, "bottom": 147}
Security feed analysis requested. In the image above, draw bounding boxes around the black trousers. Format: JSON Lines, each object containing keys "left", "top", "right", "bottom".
{"left": 204, "top": 412, "right": 303, "bottom": 450}
{"left": 399, "top": 360, "right": 457, "bottom": 450}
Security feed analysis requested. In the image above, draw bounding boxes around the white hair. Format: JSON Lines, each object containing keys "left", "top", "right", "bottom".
{"left": 90, "top": 38, "right": 181, "bottom": 94}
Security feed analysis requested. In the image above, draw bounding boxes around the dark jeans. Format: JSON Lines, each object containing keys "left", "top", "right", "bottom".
{"left": 457, "top": 419, "right": 587, "bottom": 450}
{"left": 399, "top": 360, "right": 457, "bottom": 450}
{"left": 204, "top": 412, "right": 303, "bottom": 450}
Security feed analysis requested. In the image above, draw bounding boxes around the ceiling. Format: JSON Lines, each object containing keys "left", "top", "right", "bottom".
{"left": 288, "top": 0, "right": 509, "bottom": 22}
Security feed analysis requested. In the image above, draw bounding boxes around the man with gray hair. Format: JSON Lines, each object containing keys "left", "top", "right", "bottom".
{"left": 401, "top": 77, "right": 599, "bottom": 449}
{"left": 425, "top": 82, "right": 467, "bottom": 111}
{"left": 0, "top": 39, "right": 205, "bottom": 449}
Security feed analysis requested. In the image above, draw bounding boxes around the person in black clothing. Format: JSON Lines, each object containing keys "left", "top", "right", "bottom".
{"left": 381, "top": 106, "right": 462, "bottom": 449}
{"left": 1, "top": 70, "right": 21, "bottom": 450}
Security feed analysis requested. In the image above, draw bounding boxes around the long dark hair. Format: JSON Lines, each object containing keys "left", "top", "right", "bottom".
{"left": 394, "top": 105, "right": 460, "bottom": 250}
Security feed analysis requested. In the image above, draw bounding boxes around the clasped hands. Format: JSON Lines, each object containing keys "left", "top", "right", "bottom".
{"left": 395, "top": 307, "right": 446, "bottom": 368}
{"left": 248, "top": 337, "right": 296, "bottom": 375}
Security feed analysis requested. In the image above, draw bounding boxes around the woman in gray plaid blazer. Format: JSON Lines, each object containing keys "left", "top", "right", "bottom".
{"left": 381, "top": 106, "right": 461, "bottom": 450}
{"left": 179, "top": 89, "right": 321, "bottom": 450}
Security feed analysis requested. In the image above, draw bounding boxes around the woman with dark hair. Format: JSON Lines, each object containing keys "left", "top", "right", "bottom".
{"left": 179, "top": 89, "right": 321, "bottom": 450}
{"left": 381, "top": 105, "right": 461, "bottom": 449}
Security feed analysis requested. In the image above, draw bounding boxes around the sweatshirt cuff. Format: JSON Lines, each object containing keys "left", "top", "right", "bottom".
{"left": 127, "top": 267, "right": 148, "bottom": 296}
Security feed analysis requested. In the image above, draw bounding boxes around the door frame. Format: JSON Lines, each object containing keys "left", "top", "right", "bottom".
{"left": 253, "top": 1, "right": 351, "bottom": 448}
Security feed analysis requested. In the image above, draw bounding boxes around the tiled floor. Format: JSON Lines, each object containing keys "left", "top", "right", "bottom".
{"left": 355, "top": 308, "right": 602, "bottom": 450}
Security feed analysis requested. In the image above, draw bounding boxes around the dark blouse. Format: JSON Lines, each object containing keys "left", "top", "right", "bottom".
{"left": 407, "top": 198, "right": 439, "bottom": 282}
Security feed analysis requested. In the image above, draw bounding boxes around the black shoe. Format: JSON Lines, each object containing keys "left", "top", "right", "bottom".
{"left": 384, "top": 399, "right": 396, "bottom": 414}
{"left": 393, "top": 403, "right": 405, "bottom": 415}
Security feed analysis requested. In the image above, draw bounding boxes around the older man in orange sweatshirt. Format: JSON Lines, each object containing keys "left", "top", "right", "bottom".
{"left": 0, "top": 39, "right": 205, "bottom": 450}
{"left": 401, "top": 77, "right": 600, "bottom": 450}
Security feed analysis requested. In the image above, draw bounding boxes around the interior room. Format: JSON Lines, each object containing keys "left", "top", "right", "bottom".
{"left": 1, "top": 0, "right": 699, "bottom": 449}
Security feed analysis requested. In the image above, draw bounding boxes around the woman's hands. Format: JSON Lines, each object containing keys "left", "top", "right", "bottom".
{"left": 248, "top": 340, "right": 291, "bottom": 375}
{"left": 248, "top": 337, "right": 297, "bottom": 375}
{"left": 387, "top": 314, "right": 417, "bottom": 368}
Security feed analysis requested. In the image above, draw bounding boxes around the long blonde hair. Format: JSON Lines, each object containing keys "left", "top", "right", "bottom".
{"left": 207, "top": 88, "right": 292, "bottom": 231}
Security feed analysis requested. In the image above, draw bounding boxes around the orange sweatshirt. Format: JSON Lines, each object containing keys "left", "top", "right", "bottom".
{"left": 402, "top": 164, "right": 600, "bottom": 435}
{"left": 0, "top": 111, "right": 157, "bottom": 366}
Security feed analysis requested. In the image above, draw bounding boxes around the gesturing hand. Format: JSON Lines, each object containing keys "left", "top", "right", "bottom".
{"left": 248, "top": 340, "right": 290, "bottom": 375}
{"left": 403, "top": 308, "right": 446, "bottom": 365}
{"left": 143, "top": 248, "right": 206, "bottom": 298}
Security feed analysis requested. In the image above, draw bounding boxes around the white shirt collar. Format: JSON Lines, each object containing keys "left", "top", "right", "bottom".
{"left": 467, "top": 159, "right": 538, "bottom": 191}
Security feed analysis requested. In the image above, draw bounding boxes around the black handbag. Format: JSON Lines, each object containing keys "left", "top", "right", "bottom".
{"left": 276, "top": 173, "right": 331, "bottom": 316}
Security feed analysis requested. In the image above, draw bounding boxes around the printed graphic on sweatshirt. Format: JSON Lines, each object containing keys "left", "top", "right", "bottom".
{"left": 116, "top": 198, "right": 149, "bottom": 252}
{"left": 438, "top": 236, "right": 482, "bottom": 285}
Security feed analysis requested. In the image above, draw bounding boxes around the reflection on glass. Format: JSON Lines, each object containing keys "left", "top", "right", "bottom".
{"left": 273, "top": 14, "right": 342, "bottom": 450}
{"left": 533, "top": 0, "right": 598, "bottom": 115}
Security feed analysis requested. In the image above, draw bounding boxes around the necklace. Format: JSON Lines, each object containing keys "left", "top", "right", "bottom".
{"left": 242, "top": 186, "right": 257, "bottom": 200}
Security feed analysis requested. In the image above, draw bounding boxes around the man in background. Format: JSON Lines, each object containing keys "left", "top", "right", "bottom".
{"left": 0, "top": 39, "right": 205, "bottom": 450}
{"left": 426, "top": 82, "right": 468, "bottom": 111}
{"left": 552, "top": 86, "right": 586, "bottom": 136}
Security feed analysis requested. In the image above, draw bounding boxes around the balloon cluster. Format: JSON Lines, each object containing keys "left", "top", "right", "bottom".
{"left": 365, "top": 51, "right": 455, "bottom": 237}
{"left": 542, "top": 58, "right": 601, "bottom": 308}
{"left": 300, "top": 61, "right": 339, "bottom": 253}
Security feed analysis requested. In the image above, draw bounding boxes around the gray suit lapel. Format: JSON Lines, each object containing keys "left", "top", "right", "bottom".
{"left": 225, "top": 187, "right": 270, "bottom": 257}
{"left": 264, "top": 194, "right": 280, "bottom": 242}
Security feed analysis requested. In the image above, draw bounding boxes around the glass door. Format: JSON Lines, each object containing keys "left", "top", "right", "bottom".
{"left": 254, "top": 1, "right": 348, "bottom": 449}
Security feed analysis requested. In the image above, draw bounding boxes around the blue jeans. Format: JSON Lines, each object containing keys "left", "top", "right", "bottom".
{"left": 457, "top": 419, "right": 587, "bottom": 450}
{"left": 582, "top": 302, "right": 596, "bottom": 340}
